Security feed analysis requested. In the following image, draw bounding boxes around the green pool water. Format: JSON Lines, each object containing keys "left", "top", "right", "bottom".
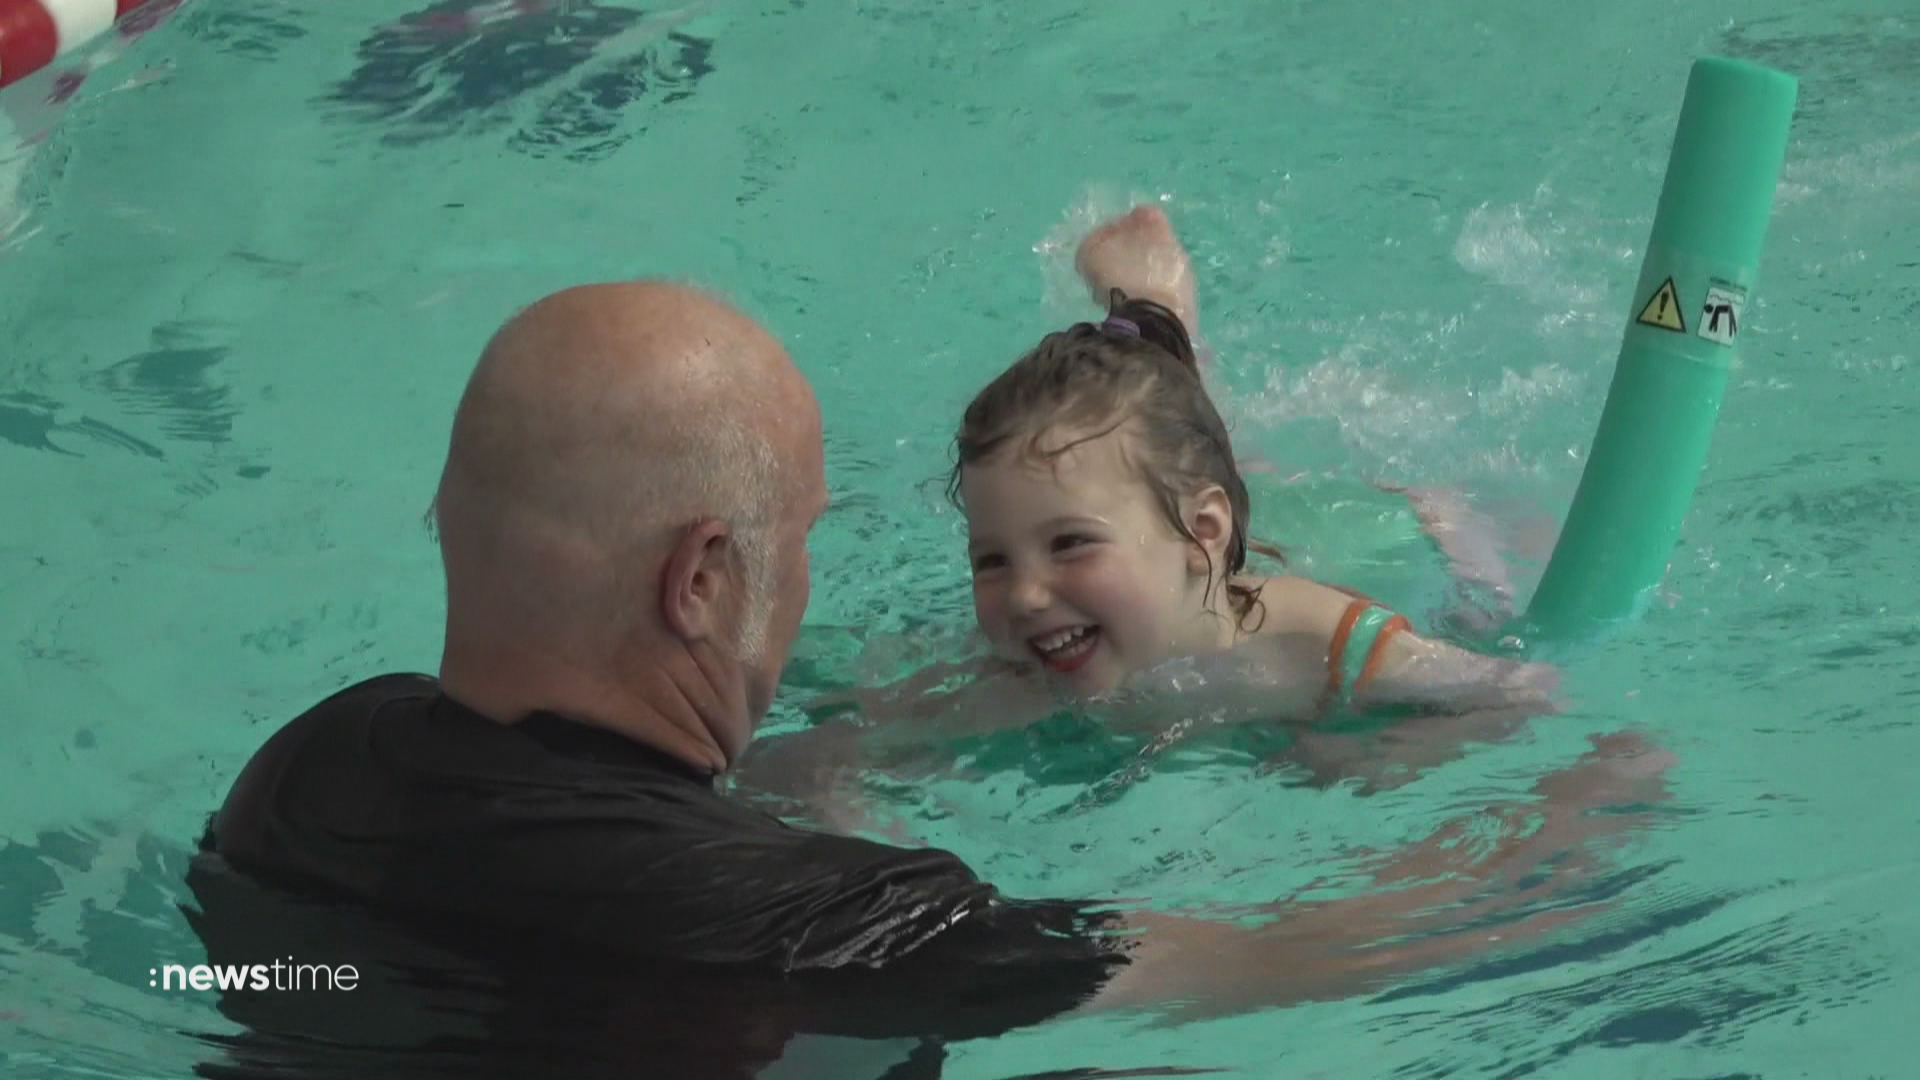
{"left": 3, "top": 0, "right": 1918, "bottom": 1076}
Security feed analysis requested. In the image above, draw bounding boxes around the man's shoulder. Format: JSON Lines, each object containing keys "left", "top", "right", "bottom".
{"left": 300, "top": 671, "right": 442, "bottom": 720}
{"left": 199, "top": 672, "right": 440, "bottom": 849}
{"left": 243, "top": 672, "right": 440, "bottom": 753}
{"left": 231, "top": 670, "right": 439, "bottom": 783}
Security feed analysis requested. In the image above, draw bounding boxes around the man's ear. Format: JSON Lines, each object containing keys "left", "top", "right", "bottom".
{"left": 1184, "top": 485, "right": 1235, "bottom": 576}
{"left": 660, "top": 519, "right": 734, "bottom": 641}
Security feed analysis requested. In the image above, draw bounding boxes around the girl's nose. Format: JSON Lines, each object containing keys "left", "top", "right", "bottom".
{"left": 1008, "top": 568, "right": 1052, "bottom": 615}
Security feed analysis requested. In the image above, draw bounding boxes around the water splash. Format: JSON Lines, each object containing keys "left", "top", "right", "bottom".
{"left": 1451, "top": 191, "right": 1616, "bottom": 317}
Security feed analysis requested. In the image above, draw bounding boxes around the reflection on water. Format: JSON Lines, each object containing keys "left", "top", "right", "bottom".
{"left": 322, "top": 1, "right": 717, "bottom": 162}
{"left": 0, "top": 825, "right": 220, "bottom": 1079}
{"left": 173, "top": 3, "right": 309, "bottom": 61}
{"left": 1722, "top": 12, "right": 1920, "bottom": 141}
{"left": 95, "top": 343, "right": 235, "bottom": 446}
{"left": 0, "top": 391, "right": 163, "bottom": 459}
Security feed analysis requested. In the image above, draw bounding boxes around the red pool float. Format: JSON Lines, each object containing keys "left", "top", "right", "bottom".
{"left": 0, "top": 0, "right": 179, "bottom": 90}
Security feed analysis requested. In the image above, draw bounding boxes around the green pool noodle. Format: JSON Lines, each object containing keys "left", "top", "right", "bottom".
{"left": 1515, "top": 56, "right": 1798, "bottom": 642}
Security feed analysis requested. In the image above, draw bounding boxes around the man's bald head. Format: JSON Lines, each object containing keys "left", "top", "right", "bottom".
{"left": 430, "top": 280, "right": 825, "bottom": 760}
{"left": 436, "top": 281, "right": 802, "bottom": 550}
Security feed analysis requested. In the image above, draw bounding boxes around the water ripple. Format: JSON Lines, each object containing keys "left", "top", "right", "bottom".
{"left": 1370, "top": 880, "right": 1891, "bottom": 1077}
{"left": 321, "top": 2, "right": 718, "bottom": 162}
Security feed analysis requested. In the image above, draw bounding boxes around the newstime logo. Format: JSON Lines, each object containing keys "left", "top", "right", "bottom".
{"left": 151, "top": 959, "right": 359, "bottom": 992}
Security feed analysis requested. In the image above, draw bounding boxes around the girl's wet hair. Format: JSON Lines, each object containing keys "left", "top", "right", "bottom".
{"left": 947, "top": 288, "right": 1282, "bottom": 630}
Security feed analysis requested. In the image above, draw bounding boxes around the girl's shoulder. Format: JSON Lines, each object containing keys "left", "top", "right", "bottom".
{"left": 1236, "top": 574, "right": 1391, "bottom": 639}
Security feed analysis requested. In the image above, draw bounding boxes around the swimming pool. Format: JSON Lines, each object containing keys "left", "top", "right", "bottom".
{"left": 3, "top": 0, "right": 1917, "bottom": 1075}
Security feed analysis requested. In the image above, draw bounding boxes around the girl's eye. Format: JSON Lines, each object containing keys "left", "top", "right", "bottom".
{"left": 971, "top": 553, "right": 1006, "bottom": 573}
{"left": 1052, "top": 533, "right": 1094, "bottom": 552}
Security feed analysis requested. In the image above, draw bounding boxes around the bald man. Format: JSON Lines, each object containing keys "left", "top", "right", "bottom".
{"left": 427, "top": 280, "right": 822, "bottom": 770}
{"left": 187, "top": 279, "right": 1668, "bottom": 1078}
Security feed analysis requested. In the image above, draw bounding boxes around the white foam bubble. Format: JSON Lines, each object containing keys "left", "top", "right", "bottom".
{"left": 1451, "top": 196, "right": 1610, "bottom": 313}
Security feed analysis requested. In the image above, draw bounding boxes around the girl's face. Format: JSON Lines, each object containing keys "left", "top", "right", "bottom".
{"left": 960, "top": 429, "right": 1238, "bottom": 696}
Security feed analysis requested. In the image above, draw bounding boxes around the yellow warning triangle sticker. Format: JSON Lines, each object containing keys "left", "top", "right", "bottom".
{"left": 1636, "top": 277, "right": 1685, "bottom": 332}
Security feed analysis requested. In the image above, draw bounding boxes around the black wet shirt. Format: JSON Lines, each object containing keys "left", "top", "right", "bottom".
{"left": 187, "top": 673, "right": 1131, "bottom": 1079}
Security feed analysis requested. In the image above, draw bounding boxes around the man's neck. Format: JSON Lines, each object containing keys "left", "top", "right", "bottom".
{"left": 438, "top": 642, "right": 731, "bottom": 776}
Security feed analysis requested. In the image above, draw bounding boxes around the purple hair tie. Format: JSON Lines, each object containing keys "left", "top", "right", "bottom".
{"left": 1102, "top": 317, "right": 1140, "bottom": 337}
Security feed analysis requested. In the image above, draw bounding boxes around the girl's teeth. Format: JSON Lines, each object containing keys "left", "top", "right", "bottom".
{"left": 1034, "top": 626, "right": 1095, "bottom": 654}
